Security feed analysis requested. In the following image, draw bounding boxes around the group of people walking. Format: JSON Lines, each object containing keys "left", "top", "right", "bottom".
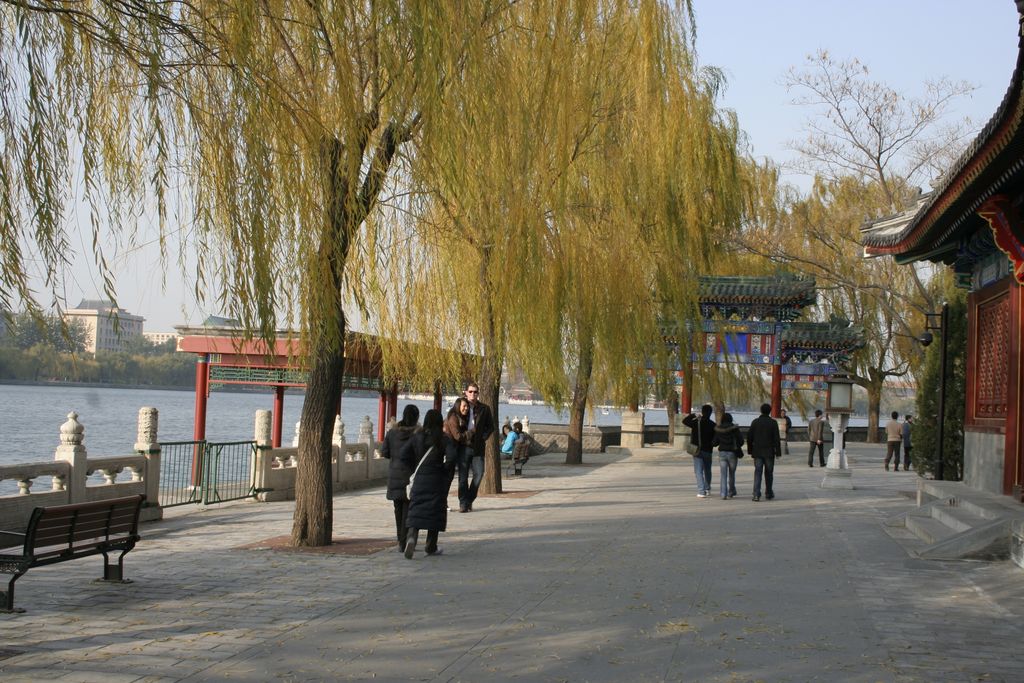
{"left": 380, "top": 381, "right": 494, "bottom": 559}
{"left": 683, "top": 403, "right": 782, "bottom": 501}
{"left": 884, "top": 411, "right": 913, "bottom": 471}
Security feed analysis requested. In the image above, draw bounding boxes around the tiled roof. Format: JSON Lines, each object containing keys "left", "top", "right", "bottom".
{"left": 862, "top": 5, "right": 1024, "bottom": 259}
{"left": 779, "top": 321, "right": 866, "bottom": 350}
{"left": 698, "top": 274, "right": 816, "bottom": 306}
{"left": 72, "top": 299, "right": 117, "bottom": 311}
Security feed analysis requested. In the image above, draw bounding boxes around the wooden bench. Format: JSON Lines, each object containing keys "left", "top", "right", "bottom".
{"left": 0, "top": 494, "right": 144, "bottom": 613}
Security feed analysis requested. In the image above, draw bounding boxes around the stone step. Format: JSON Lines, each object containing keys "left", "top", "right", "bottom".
{"left": 930, "top": 502, "right": 992, "bottom": 533}
{"left": 918, "top": 479, "right": 1013, "bottom": 520}
{"left": 905, "top": 512, "right": 959, "bottom": 545}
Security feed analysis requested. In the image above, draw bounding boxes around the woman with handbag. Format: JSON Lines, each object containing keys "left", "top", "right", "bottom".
{"left": 713, "top": 412, "right": 744, "bottom": 500}
{"left": 400, "top": 409, "right": 456, "bottom": 559}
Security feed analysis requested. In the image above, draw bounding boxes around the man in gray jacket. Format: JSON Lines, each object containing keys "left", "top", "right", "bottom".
{"left": 747, "top": 403, "right": 782, "bottom": 501}
{"left": 807, "top": 409, "right": 826, "bottom": 467}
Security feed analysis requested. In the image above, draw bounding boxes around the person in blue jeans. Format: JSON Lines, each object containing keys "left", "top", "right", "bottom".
{"left": 713, "top": 412, "right": 743, "bottom": 499}
{"left": 682, "top": 404, "right": 716, "bottom": 497}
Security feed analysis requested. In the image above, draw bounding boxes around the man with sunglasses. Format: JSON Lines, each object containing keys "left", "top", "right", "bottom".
{"left": 460, "top": 381, "right": 494, "bottom": 512}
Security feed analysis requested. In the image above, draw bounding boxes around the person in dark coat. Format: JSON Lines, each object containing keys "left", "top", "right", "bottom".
{"left": 747, "top": 403, "right": 782, "bottom": 501}
{"left": 444, "top": 398, "right": 472, "bottom": 511}
{"left": 682, "top": 404, "right": 716, "bottom": 497}
{"left": 712, "top": 412, "right": 744, "bottom": 500}
{"left": 381, "top": 404, "right": 419, "bottom": 550}
{"left": 400, "top": 409, "right": 455, "bottom": 558}
{"left": 462, "top": 381, "right": 494, "bottom": 512}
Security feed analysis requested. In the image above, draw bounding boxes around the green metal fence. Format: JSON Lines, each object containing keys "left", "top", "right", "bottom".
{"left": 159, "top": 440, "right": 257, "bottom": 507}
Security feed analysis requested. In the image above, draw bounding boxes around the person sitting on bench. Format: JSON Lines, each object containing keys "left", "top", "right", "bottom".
{"left": 500, "top": 422, "right": 520, "bottom": 460}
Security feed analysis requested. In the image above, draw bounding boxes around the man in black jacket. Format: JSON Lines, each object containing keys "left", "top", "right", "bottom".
{"left": 461, "top": 381, "right": 494, "bottom": 512}
{"left": 747, "top": 403, "right": 782, "bottom": 501}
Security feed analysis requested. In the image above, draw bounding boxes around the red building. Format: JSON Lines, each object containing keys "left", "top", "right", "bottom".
{"left": 863, "top": 3, "right": 1024, "bottom": 500}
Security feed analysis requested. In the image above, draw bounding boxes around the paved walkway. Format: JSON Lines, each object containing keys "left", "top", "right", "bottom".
{"left": 2, "top": 443, "right": 1024, "bottom": 682}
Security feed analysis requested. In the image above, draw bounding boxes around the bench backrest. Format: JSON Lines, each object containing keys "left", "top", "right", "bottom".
{"left": 22, "top": 495, "right": 143, "bottom": 562}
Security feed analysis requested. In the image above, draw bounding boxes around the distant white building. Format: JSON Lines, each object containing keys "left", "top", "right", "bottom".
{"left": 143, "top": 331, "right": 178, "bottom": 346}
{"left": 63, "top": 300, "right": 144, "bottom": 354}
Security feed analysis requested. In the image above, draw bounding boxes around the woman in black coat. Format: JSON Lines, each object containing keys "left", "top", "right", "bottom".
{"left": 381, "top": 404, "right": 419, "bottom": 549}
{"left": 400, "top": 408, "right": 455, "bottom": 558}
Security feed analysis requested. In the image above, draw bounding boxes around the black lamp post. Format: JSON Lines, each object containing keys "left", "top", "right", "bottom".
{"left": 919, "top": 302, "right": 949, "bottom": 481}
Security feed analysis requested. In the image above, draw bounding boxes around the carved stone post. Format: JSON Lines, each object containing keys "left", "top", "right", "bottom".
{"left": 333, "top": 415, "right": 346, "bottom": 450}
{"left": 135, "top": 406, "right": 161, "bottom": 506}
{"left": 357, "top": 415, "right": 374, "bottom": 478}
{"left": 254, "top": 409, "right": 272, "bottom": 494}
{"left": 358, "top": 415, "right": 373, "bottom": 462}
{"left": 54, "top": 412, "right": 87, "bottom": 504}
{"left": 254, "top": 410, "right": 273, "bottom": 447}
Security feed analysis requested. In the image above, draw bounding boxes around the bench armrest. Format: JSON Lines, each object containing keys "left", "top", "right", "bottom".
{"left": 0, "top": 530, "right": 25, "bottom": 539}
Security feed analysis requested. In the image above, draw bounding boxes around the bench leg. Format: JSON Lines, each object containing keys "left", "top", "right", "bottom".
{"left": 100, "top": 550, "right": 133, "bottom": 584}
{"left": 1, "top": 571, "right": 27, "bottom": 613}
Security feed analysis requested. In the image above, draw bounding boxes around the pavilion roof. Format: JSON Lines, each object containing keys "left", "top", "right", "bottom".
{"left": 698, "top": 274, "right": 816, "bottom": 321}
{"left": 779, "top": 320, "right": 866, "bottom": 351}
{"left": 862, "top": 4, "right": 1024, "bottom": 262}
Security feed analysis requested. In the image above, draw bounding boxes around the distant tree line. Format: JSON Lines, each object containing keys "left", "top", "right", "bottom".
{"left": 0, "top": 312, "right": 193, "bottom": 386}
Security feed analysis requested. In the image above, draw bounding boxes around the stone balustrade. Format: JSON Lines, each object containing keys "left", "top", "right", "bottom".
{"left": 0, "top": 461, "right": 71, "bottom": 496}
{"left": 0, "top": 409, "right": 162, "bottom": 533}
{"left": 253, "top": 415, "right": 385, "bottom": 502}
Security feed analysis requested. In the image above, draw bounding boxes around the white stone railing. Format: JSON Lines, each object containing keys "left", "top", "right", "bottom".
{"left": 255, "top": 412, "right": 384, "bottom": 501}
{"left": 1, "top": 407, "right": 388, "bottom": 530}
{"left": 0, "top": 408, "right": 162, "bottom": 532}
{"left": 0, "top": 461, "right": 71, "bottom": 495}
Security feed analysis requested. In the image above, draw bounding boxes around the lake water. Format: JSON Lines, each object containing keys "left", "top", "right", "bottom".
{"left": 0, "top": 383, "right": 865, "bottom": 469}
{"left": 0, "top": 384, "right": 658, "bottom": 468}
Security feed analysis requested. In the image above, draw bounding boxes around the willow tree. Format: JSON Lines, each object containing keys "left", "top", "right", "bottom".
{"left": 544, "top": 12, "right": 745, "bottom": 465}
{"left": 0, "top": 1, "right": 539, "bottom": 545}
{"left": 369, "top": 1, "right": 744, "bottom": 472}
{"left": 739, "top": 173, "right": 933, "bottom": 438}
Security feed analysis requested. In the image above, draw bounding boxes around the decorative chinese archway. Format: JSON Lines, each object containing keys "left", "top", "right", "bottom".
{"left": 663, "top": 274, "right": 865, "bottom": 416}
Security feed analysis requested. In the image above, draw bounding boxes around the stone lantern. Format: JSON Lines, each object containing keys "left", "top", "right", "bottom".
{"left": 821, "top": 373, "right": 854, "bottom": 489}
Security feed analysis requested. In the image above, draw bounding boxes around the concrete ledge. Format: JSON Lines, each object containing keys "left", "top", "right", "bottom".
{"left": 916, "top": 518, "right": 1011, "bottom": 561}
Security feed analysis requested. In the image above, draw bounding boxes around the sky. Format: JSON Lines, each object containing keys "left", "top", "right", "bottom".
{"left": 53, "top": 1, "right": 1023, "bottom": 332}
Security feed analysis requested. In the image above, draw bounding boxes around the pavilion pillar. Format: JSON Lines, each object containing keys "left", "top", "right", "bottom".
{"left": 191, "top": 353, "right": 210, "bottom": 487}
{"left": 770, "top": 363, "right": 783, "bottom": 417}
{"left": 271, "top": 385, "right": 285, "bottom": 448}
{"left": 377, "top": 391, "right": 387, "bottom": 441}
{"left": 389, "top": 384, "right": 399, "bottom": 421}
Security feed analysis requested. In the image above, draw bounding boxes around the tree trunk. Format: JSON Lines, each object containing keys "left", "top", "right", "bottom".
{"left": 665, "top": 388, "right": 678, "bottom": 433}
{"left": 478, "top": 243, "right": 503, "bottom": 495}
{"left": 291, "top": 332, "right": 344, "bottom": 546}
{"left": 291, "top": 137, "right": 353, "bottom": 547}
{"left": 479, "top": 354, "right": 503, "bottom": 495}
{"left": 865, "top": 381, "right": 882, "bottom": 443}
{"left": 566, "top": 337, "right": 594, "bottom": 465}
